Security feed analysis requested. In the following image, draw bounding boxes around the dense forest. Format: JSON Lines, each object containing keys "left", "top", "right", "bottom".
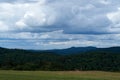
{"left": 0, "top": 47, "right": 120, "bottom": 71}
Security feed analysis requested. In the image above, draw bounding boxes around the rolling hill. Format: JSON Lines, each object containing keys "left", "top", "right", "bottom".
{"left": 0, "top": 47, "right": 120, "bottom": 71}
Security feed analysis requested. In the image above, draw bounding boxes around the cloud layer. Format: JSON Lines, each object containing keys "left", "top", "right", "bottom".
{"left": 0, "top": 0, "right": 120, "bottom": 49}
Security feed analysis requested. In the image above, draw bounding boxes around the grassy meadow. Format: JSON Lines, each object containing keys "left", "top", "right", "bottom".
{"left": 0, "top": 71, "right": 120, "bottom": 80}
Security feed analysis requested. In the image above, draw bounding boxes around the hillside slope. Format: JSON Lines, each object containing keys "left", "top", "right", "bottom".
{"left": 0, "top": 47, "right": 120, "bottom": 71}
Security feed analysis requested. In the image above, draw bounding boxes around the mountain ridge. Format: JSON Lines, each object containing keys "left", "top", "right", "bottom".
{"left": 1, "top": 46, "right": 120, "bottom": 54}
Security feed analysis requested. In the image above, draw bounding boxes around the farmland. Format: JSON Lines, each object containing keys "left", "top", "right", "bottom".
{"left": 0, "top": 71, "right": 120, "bottom": 80}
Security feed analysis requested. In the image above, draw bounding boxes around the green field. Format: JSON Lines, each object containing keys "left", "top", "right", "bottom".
{"left": 0, "top": 71, "right": 120, "bottom": 80}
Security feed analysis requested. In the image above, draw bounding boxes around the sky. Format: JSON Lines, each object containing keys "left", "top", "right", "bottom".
{"left": 0, "top": 0, "right": 120, "bottom": 50}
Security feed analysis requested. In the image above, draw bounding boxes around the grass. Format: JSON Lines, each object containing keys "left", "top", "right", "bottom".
{"left": 0, "top": 70, "right": 120, "bottom": 80}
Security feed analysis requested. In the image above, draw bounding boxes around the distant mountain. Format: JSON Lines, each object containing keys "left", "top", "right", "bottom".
{"left": 1, "top": 46, "right": 120, "bottom": 55}
{"left": 88, "top": 47, "right": 120, "bottom": 54}
{"left": 44, "top": 46, "right": 120, "bottom": 54}
{"left": 44, "top": 46, "right": 97, "bottom": 54}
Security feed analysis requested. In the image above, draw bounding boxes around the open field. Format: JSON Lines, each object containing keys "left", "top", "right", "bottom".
{"left": 0, "top": 71, "right": 120, "bottom": 80}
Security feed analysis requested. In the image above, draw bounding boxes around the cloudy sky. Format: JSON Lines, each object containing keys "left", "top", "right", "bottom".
{"left": 0, "top": 0, "right": 120, "bottom": 49}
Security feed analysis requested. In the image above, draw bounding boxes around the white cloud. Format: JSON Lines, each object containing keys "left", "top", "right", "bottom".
{"left": 0, "top": 21, "right": 10, "bottom": 32}
{"left": 0, "top": 1, "right": 57, "bottom": 32}
{"left": 0, "top": 0, "right": 120, "bottom": 49}
{"left": 0, "top": 0, "right": 118, "bottom": 34}
{"left": 107, "top": 10, "right": 120, "bottom": 23}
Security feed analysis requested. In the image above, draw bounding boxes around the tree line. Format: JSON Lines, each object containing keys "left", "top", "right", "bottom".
{"left": 0, "top": 47, "right": 120, "bottom": 71}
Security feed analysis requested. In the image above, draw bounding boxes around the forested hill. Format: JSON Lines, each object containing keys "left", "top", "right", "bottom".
{"left": 0, "top": 47, "right": 120, "bottom": 71}
{"left": 41, "top": 46, "right": 97, "bottom": 54}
